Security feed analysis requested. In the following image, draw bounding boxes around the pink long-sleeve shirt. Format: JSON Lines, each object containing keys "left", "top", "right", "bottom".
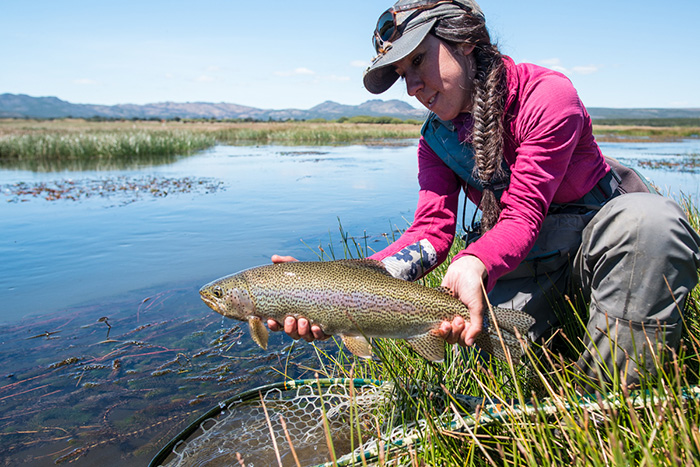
{"left": 370, "top": 56, "right": 610, "bottom": 291}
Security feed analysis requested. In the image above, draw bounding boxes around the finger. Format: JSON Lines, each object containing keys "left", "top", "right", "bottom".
{"left": 297, "top": 318, "right": 314, "bottom": 342}
{"left": 268, "top": 319, "right": 282, "bottom": 332}
{"left": 464, "top": 313, "right": 483, "bottom": 347}
{"left": 284, "top": 316, "right": 300, "bottom": 340}
{"left": 311, "top": 325, "right": 329, "bottom": 341}
{"left": 271, "top": 255, "right": 299, "bottom": 264}
{"left": 448, "top": 317, "right": 466, "bottom": 345}
{"left": 438, "top": 321, "right": 452, "bottom": 340}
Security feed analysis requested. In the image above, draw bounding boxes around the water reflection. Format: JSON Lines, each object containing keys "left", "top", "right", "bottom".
{"left": 0, "top": 152, "right": 189, "bottom": 172}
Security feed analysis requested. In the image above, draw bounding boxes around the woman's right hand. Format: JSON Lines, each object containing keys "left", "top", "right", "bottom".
{"left": 266, "top": 255, "right": 330, "bottom": 342}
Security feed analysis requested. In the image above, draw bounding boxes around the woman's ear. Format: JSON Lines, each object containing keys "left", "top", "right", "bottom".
{"left": 458, "top": 43, "right": 476, "bottom": 56}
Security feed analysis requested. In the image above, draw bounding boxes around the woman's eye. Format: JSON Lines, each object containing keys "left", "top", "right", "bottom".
{"left": 412, "top": 54, "right": 423, "bottom": 67}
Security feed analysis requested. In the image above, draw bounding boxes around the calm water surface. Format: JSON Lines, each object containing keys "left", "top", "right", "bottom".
{"left": 0, "top": 139, "right": 698, "bottom": 465}
{"left": 1, "top": 143, "right": 421, "bottom": 323}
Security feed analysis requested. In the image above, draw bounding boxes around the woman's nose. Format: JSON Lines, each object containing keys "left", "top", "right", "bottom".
{"left": 405, "top": 72, "right": 423, "bottom": 97}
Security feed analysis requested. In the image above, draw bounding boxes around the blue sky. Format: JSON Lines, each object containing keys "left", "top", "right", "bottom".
{"left": 1, "top": 0, "right": 699, "bottom": 110}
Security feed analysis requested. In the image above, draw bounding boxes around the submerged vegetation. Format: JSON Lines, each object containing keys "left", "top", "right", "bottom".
{"left": 1, "top": 118, "right": 699, "bottom": 164}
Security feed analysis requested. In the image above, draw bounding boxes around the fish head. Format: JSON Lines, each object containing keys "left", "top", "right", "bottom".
{"left": 199, "top": 273, "right": 254, "bottom": 321}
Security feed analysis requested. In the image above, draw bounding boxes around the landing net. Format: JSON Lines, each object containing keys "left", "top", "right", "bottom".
{"left": 149, "top": 378, "right": 394, "bottom": 467}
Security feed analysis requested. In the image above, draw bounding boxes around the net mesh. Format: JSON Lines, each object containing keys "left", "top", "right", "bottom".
{"left": 160, "top": 379, "right": 393, "bottom": 467}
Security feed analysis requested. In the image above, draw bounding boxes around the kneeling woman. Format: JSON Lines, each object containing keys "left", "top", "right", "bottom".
{"left": 272, "top": 0, "right": 700, "bottom": 389}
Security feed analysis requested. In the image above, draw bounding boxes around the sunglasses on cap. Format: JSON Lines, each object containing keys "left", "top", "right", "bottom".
{"left": 372, "top": 0, "right": 461, "bottom": 55}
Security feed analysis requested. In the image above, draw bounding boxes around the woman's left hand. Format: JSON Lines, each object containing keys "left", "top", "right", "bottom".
{"left": 438, "top": 255, "right": 488, "bottom": 347}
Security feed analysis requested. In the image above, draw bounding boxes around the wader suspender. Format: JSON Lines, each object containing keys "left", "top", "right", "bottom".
{"left": 420, "top": 113, "right": 510, "bottom": 235}
{"left": 420, "top": 113, "right": 510, "bottom": 198}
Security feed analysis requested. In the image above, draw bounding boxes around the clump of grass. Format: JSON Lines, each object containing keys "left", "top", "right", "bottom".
{"left": 301, "top": 197, "right": 700, "bottom": 466}
{"left": 211, "top": 122, "right": 420, "bottom": 145}
{"left": 0, "top": 130, "right": 215, "bottom": 160}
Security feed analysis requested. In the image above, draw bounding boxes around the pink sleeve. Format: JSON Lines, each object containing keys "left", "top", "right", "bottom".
{"left": 455, "top": 73, "right": 587, "bottom": 291}
{"left": 369, "top": 138, "right": 461, "bottom": 277}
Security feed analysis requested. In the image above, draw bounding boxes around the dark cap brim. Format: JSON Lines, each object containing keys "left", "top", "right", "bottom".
{"left": 363, "top": 18, "right": 437, "bottom": 94}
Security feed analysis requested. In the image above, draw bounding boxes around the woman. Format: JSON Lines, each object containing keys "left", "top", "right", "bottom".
{"left": 271, "top": 0, "right": 700, "bottom": 388}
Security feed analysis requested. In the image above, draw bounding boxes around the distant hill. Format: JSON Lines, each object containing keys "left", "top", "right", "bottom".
{"left": 0, "top": 94, "right": 427, "bottom": 121}
{"left": 1, "top": 93, "right": 699, "bottom": 121}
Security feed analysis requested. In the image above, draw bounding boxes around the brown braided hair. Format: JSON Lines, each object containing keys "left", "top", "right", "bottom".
{"left": 433, "top": 15, "right": 508, "bottom": 233}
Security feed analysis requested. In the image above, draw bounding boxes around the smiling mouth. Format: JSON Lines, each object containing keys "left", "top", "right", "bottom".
{"left": 427, "top": 95, "right": 436, "bottom": 109}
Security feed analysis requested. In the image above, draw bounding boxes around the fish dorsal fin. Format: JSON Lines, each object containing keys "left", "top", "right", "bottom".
{"left": 341, "top": 334, "right": 372, "bottom": 359}
{"left": 405, "top": 332, "right": 445, "bottom": 362}
{"left": 248, "top": 316, "right": 269, "bottom": 350}
{"left": 334, "top": 259, "right": 393, "bottom": 277}
{"left": 433, "top": 286, "right": 454, "bottom": 297}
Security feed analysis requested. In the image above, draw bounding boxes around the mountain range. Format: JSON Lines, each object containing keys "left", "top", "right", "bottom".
{"left": 1, "top": 93, "right": 700, "bottom": 121}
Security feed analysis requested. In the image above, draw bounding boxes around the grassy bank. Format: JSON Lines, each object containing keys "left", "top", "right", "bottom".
{"left": 0, "top": 119, "right": 421, "bottom": 161}
{"left": 2, "top": 118, "right": 699, "bottom": 161}
{"left": 291, "top": 198, "right": 700, "bottom": 466}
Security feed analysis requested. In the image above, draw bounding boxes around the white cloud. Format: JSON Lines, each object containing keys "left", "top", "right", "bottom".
{"left": 74, "top": 78, "right": 98, "bottom": 85}
{"left": 350, "top": 60, "right": 368, "bottom": 68}
{"left": 536, "top": 58, "right": 600, "bottom": 76}
{"left": 195, "top": 75, "right": 215, "bottom": 82}
{"left": 572, "top": 65, "right": 599, "bottom": 75}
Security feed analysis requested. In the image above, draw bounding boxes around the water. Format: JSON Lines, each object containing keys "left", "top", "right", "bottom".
{"left": 0, "top": 139, "right": 698, "bottom": 466}
{"left": 0, "top": 143, "right": 420, "bottom": 324}
{"left": 598, "top": 138, "right": 700, "bottom": 198}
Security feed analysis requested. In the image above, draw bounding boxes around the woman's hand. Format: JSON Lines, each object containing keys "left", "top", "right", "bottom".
{"left": 266, "top": 255, "right": 330, "bottom": 342}
{"left": 438, "top": 255, "right": 488, "bottom": 347}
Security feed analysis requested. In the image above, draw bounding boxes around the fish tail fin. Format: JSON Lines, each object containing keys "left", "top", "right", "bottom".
{"left": 475, "top": 306, "right": 534, "bottom": 363}
{"left": 490, "top": 306, "right": 535, "bottom": 338}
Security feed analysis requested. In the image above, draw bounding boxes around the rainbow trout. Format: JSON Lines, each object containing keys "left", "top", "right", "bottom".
{"left": 199, "top": 259, "right": 534, "bottom": 363}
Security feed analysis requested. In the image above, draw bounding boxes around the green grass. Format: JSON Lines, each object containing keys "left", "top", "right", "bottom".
{"left": 296, "top": 197, "right": 700, "bottom": 466}
{"left": 0, "top": 130, "right": 216, "bottom": 160}
{"left": 0, "top": 119, "right": 421, "bottom": 162}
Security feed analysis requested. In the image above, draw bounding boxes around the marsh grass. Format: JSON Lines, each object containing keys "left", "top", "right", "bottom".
{"left": 295, "top": 197, "right": 700, "bottom": 466}
{"left": 0, "top": 119, "right": 421, "bottom": 163}
{"left": 2, "top": 119, "right": 698, "bottom": 164}
{"left": 593, "top": 124, "right": 700, "bottom": 142}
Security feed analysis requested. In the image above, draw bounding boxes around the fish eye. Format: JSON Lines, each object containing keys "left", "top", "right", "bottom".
{"left": 213, "top": 286, "right": 223, "bottom": 299}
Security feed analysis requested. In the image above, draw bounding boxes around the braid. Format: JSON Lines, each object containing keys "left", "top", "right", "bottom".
{"left": 434, "top": 15, "right": 508, "bottom": 233}
{"left": 471, "top": 45, "right": 507, "bottom": 232}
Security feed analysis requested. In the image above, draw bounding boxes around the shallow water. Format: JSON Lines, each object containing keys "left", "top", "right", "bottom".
{"left": 0, "top": 143, "right": 420, "bottom": 324}
{"left": 1, "top": 139, "right": 698, "bottom": 465}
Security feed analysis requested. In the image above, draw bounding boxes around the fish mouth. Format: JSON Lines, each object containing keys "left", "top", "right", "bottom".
{"left": 199, "top": 291, "right": 223, "bottom": 315}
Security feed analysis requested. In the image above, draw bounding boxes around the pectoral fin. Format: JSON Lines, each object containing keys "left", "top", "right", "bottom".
{"left": 248, "top": 316, "right": 269, "bottom": 350}
{"left": 341, "top": 334, "right": 372, "bottom": 359}
{"left": 406, "top": 332, "right": 445, "bottom": 362}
